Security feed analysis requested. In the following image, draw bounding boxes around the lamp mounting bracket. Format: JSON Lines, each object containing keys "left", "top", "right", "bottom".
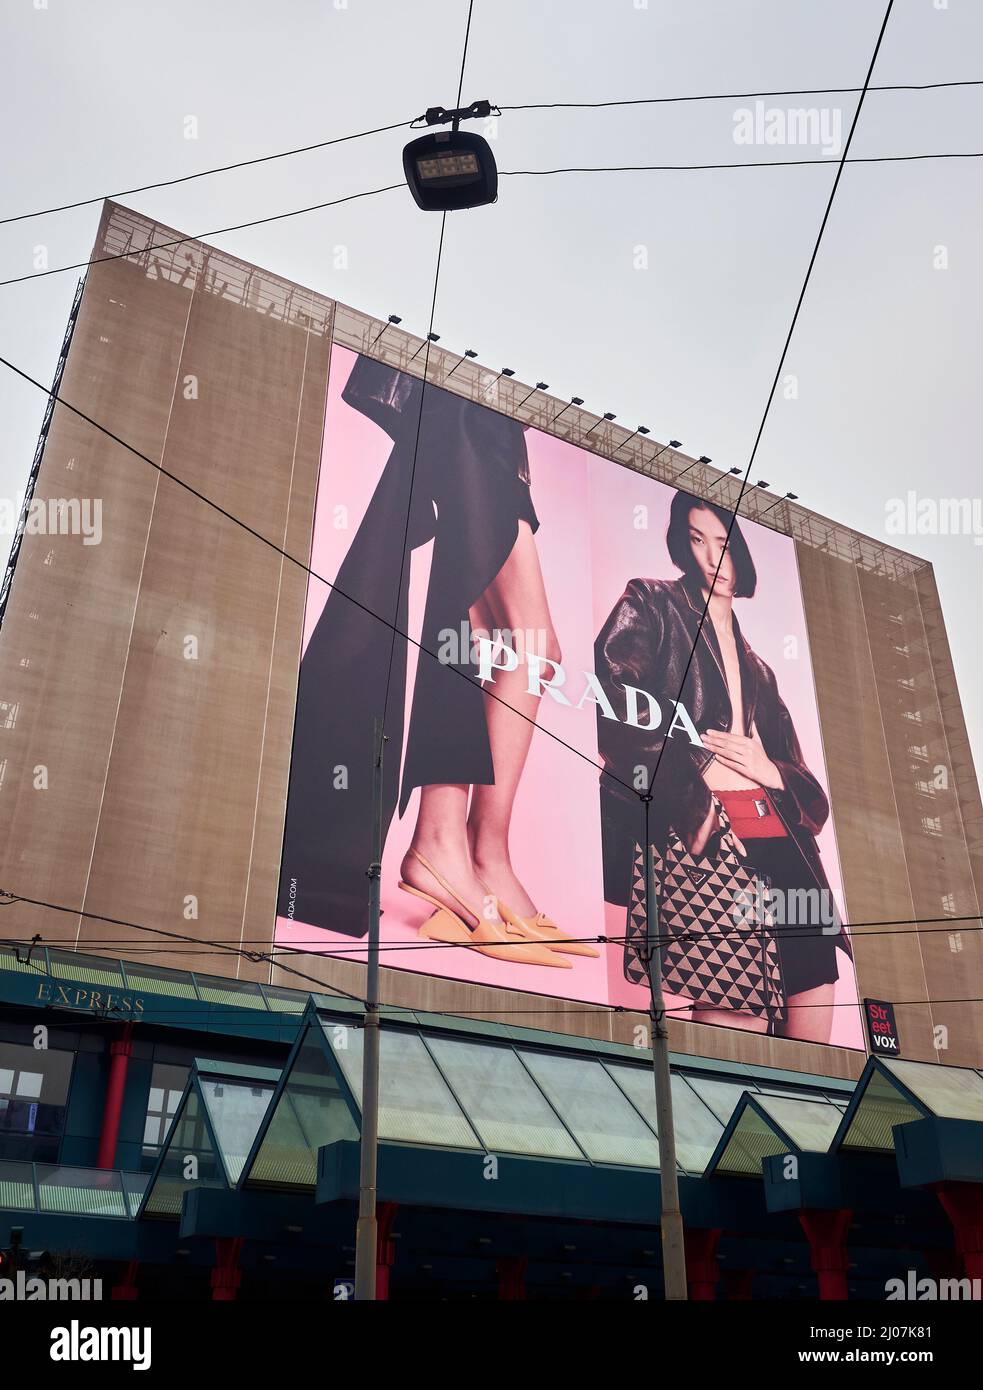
{"left": 413, "top": 100, "right": 499, "bottom": 131}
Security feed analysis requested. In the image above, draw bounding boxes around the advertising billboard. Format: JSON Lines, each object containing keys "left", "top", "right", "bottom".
{"left": 277, "top": 345, "right": 861, "bottom": 1048}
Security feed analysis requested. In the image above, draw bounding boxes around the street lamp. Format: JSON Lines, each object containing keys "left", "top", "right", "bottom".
{"left": 445, "top": 348, "right": 478, "bottom": 381}
{"left": 369, "top": 314, "right": 401, "bottom": 350}
{"left": 404, "top": 101, "right": 499, "bottom": 211}
{"left": 761, "top": 490, "right": 799, "bottom": 515}
{"left": 584, "top": 412, "right": 616, "bottom": 437}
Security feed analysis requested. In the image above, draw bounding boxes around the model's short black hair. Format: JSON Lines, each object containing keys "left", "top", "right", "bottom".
{"left": 666, "top": 489, "right": 757, "bottom": 598}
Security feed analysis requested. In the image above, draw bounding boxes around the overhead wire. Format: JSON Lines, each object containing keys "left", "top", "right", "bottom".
{"left": 0, "top": 350, "right": 628, "bottom": 796}
{"left": 381, "top": 0, "right": 477, "bottom": 726}
{"left": 4, "top": 78, "right": 979, "bottom": 230}
{"left": 379, "top": 216, "right": 447, "bottom": 735}
{"left": 0, "top": 183, "right": 405, "bottom": 289}
{"left": 499, "top": 77, "right": 983, "bottom": 111}
{"left": 1, "top": 151, "right": 978, "bottom": 292}
{"left": 2, "top": 887, "right": 981, "bottom": 1034}
{"left": 0, "top": 117, "right": 416, "bottom": 227}
{"left": 1, "top": 893, "right": 365, "bottom": 1008}
{"left": 500, "top": 150, "right": 983, "bottom": 176}
{"left": 5, "top": 892, "right": 983, "bottom": 961}
{"left": 643, "top": 0, "right": 896, "bottom": 823}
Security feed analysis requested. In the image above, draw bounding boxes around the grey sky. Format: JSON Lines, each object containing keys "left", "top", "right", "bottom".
{"left": 2, "top": 0, "right": 981, "bottom": 774}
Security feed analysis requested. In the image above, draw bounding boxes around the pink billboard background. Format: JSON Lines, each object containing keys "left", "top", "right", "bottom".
{"left": 276, "top": 346, "right": 862, "bottom": 1048}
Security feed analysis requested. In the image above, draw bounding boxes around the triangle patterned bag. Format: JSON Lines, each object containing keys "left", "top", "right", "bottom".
{"left": 624, "top": 795, "right": 787, "bottom": 1024}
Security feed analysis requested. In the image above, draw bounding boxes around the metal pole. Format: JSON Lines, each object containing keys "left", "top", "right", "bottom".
{"left": 643, "top": 817, "right": 688, "bottom": 1301}
{"left": 355, "top": 721, "right": 385, "bottom": 1300}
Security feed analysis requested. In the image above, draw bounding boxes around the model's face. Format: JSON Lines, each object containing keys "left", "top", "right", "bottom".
{"left": 687, "top": 506, "right": 736, "bottom": 596}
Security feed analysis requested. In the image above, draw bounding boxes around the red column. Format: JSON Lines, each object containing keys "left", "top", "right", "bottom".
{"left": 924, "top": 1248, "right": 962, "bottom": 1282}
{"left": 799, "top": 1208, "right": 852, "bottom": 1300}
{"left": 684, "top": 1227, "right": 721, "bottom": 1300}
{"left": 723, "top": 1269, "right": 755, "bottom": 1300}
{"left": 211, "top": 1237, "right": 244, "bottom": 1301}
{"left": 376, "top": 1201, "right": 398, "bottom": 1301}
{"left": 496, "top": 1256, "right": 528, "bottom": 1301}
{"left": 96, "top": 1023, "right": 133, "bottom": 1170}
{"left": 111, "top": 1259, "right": 139, "bottom": 1301}
{"left": 934, "top": 1182, "right": 983, "bottom": 1281}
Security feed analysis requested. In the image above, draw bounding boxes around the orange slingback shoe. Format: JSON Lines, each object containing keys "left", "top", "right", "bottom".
{"left": 495, "top": 899, "right": 600, "bottom": 957}
{"left": 398, "top": 848, "right": 571, "bottom": 969}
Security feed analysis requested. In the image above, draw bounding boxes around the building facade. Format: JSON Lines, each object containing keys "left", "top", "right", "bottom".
{"left": 0, "top": 202, "right": 982, "bottom": 1299}
{"left": 1, "top": 199, "right": 980, "bottom": 1075}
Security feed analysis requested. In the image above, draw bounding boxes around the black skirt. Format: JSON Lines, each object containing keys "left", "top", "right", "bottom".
{"left": 740, "top": 835, "right": 842, "bottom": 996}
{"left": 276, "top": 355, "right": 538, "bottom": 936}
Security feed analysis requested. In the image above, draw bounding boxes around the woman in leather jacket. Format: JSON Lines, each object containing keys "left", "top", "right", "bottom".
{"left": 594, "top": 489, "right": 847, "bottom": 1042}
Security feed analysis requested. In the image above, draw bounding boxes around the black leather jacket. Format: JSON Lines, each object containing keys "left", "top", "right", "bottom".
{"left": 594, "top": 575, "right": 833, "bottom": 906}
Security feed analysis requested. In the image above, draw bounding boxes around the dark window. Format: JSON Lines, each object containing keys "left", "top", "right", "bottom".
{"left": 0, "top": 1041, "right": 74, "bottom": 1162}
{"left": 141, "top": 1063, "right": 189, "bottom": 1168}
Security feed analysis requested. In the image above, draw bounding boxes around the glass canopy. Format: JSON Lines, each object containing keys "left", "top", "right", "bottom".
{"left": 423, "top": 1035, "right": 582, "bottom": 1160}
{"left": 237, "top": 1005, "right": 850, "bottom": 1190}
{"left": 710, "top": 1102, "right": 788, "bottom": 1177}
{"left": 142, "top": 1018, "right": 983, "bottom": 1209}
{"left": 883, "top": 1058, "right": 983, "bottom": 1121}
{"left": 138, "top": 1059, "right": 279, "bottom": 1217}
{"left": 834, "top": 1057, "right": 983, "bottom": 1153}
{"left": 246, "top": 1023, "right": 359, "bottom": 1188}
{"left": 0, "top": 1160, "right": 147, "bottom": 1217}
{"left": 708, "top": 1059, "right": 983, "bottom": 1175}
{"left": 706, "top": 1093, "right": 846, "bottom": 1177}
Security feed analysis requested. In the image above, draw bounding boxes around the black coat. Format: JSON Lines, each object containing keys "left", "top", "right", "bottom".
{"left": 594, "top": 575, "right": 835, "bottom": 910}
{"left": 276, "top": 354, "right": 534, "bottom": 936}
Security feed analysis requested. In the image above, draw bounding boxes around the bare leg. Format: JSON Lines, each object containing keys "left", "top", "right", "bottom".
{"left": 467, "top": 521, "right": 560, "bottom": 917}
{"left": 778, "top": 982, "right": 835, "bottom": 1043}
{"left": 400, "top": 784, "right": 499, "bottom": 925}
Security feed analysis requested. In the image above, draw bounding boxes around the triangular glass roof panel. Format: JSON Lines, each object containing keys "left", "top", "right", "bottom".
{"left": 138, "top": 1059, "right": 278, "bottom": 1218}
{"left": 139, "top": 1081, "right": 227, "bottom": 1219}
{"left": 198, "top": 1074, "right": 277, "bottom": 1184}
{"left": 242, "top": 1010, "right": 360, "bottom": 1191}
{"left": 832, "top": 1059, "right": 928, "bottom": 1154}
{"left": 706, "top": 1097, "right": 797, "bottom": 1177}
{"left": 881, "top": 1058, "right": 983, "bottom": 1121}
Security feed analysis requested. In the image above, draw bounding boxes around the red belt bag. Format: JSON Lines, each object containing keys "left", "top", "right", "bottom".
{"left": 715, "top": 786, "right": 788, "bottom": 841}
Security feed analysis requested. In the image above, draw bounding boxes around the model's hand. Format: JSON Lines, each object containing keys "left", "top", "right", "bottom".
{"left": 702, "top": 725, "right": 785, "bottom": 790}
{"left": 685, "top": 799, "right": 719, "bottom": 856}
{"left": 684, "top": 799, "right": 747, "bottom": 858}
